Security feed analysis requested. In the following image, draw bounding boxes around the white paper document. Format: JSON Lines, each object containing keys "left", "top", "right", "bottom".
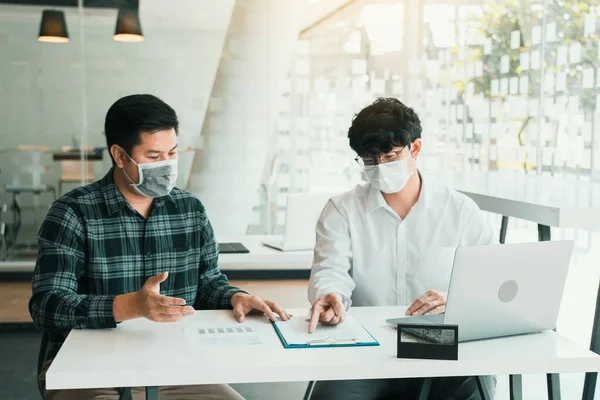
{"left": 501, "top": 55, "right": 510, "bottom": 74}
{"left": 184, "top": 321, "right": 273, "bottom": 349}
{"left": 509, "top": 77, "right": 519, "bottom": 95}
{"left": 510, "top": 30, "right": 520, "bottom": 49}
{"left": 556, "top": 72, "right": 567, "bottom": 92}
{"left": 532, "top": 25, "right": 541, "bottom": 45}
{"left": 546, "top": 22, "right": 557, "bottom": 42}
{"left": 491, "top": 79, "right": 499, "bottom": 97}
{"left": 520, "top": 52, "right": 530, "bottom": 71}
{"left": 520, "top": 76, "right": 529, "bottom": 94}
{"left": 585, "top": 13, "right": 596, "bottom": 37}
{"left": 583, "top": 69, "right": 594, "bottom": 89}
{"left": 557, "top": 45, "right": 568, "bottom": 66}
{"left": 483, "top": 38, "right": 492, "bottom": 55}
{"left": 274, "top": 315, "right": 375, "bottom": 346}
{"left": 570, "top": 42, "right": 581, "bottom": 64}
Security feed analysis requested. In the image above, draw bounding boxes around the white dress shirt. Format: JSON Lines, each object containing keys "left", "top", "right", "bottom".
{"left": 308, "top": 172, "right": 497, "bottom": 308}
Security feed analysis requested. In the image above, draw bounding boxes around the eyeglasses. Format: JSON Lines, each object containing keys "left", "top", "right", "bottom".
{"left": 355, "top": 146, "right": 410, "bottom": 170}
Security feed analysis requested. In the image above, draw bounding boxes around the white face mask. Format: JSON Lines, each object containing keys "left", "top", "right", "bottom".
{"left": 122, "top": 151, "right": 178, "bottom": 198}
{"left": 364, "top": 158, "right": 415, "bottom": 194}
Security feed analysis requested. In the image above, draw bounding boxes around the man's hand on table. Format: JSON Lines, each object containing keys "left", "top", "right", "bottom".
{"left": 113, "top": 272, "right": 195, "bottom": 323}
{"left": 308, "top": 292, "right": 346, "bottom": 334}
{"left": 406, "top": 289, "right": 447, "bottom": 316}
{"left": 230, "top": 292, "right": 291, "bottom": 322}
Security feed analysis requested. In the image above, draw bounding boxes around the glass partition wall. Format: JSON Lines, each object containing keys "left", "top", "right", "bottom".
{"left": 0, "top": 0, "right": 211, "bottom": 263}
{"left": 252, "top": 0, "right": 600, "bottom": 239}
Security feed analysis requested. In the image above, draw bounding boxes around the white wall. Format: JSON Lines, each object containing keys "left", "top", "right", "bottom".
{"left": 187, "top": 0, "right": 307, "bottom": 235}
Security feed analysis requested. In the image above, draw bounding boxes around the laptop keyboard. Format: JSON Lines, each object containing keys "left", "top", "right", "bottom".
{"left": 412, "top": 314, "right": 445, "bottom": 324}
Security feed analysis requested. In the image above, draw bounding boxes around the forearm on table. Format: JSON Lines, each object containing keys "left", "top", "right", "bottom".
{"left": 195, "top": 280, "right": 247, "bottom": 309}
{"left": 113, "top": 292, "right": 142, "bottom": 323}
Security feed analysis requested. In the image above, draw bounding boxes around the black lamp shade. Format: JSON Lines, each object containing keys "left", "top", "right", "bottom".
{"left": 38, "top": 10, "right": 69, "bottom": 43}
{"left": 114, "top": 9, "right": 144, "bottom": 42}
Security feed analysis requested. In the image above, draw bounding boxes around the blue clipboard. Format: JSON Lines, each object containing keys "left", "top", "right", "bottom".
{"left": 271, "top": 320, "right": 380, "bottom": 349}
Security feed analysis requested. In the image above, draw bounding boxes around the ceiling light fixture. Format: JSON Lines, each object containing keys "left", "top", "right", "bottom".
{"left": 114, "top": 9, "right": 144, "bottom": 42}
{"left": 38, "top": 10, "right": 70, "bottom": 43}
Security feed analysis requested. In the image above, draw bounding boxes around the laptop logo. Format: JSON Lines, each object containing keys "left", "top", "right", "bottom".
{"left": 498, "top": 280, "right": 518, "bottom": 303}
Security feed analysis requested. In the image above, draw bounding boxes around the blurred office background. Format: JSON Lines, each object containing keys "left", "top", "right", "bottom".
{"left": 1, "top": 0, "right": 600, "bottom": 398}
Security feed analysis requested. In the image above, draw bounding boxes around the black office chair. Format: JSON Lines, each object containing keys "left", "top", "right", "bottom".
{"left": 304, "top": 377, "right": 492, "bottom": 400}
{"left": 36, "top": 332, "right": 133, "bottom": 400}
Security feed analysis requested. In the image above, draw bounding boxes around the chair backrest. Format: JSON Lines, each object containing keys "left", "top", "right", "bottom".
{"left": 60, "top": 146, "right": 94, "bottom": 181}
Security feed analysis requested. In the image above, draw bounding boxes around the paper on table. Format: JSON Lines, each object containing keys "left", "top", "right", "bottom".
{"left": 274, "top": 315, "right": 375, "bottom": 345}
{"left": 183, "top": 320, "right": 275, "bottom": 349}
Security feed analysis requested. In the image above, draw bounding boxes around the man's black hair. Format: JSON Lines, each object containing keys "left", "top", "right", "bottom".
{"left": 104, "top": 94, "right": 179, "bottom": 164}
{"left": 348, "top": 97, "right": 422, "bottom": 157}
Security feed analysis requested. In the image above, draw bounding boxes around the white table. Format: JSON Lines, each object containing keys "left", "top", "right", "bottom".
{"left": 217, "top": 235, "right": 313, "bottom": 279}
{"left": 46, "top": 306, "right": 600, "bottom": 400}
{"left": 428, "top": 170, "right": 600, "bottom": 399}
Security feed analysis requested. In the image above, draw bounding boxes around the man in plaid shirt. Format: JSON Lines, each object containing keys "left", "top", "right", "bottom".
{"left": 30, "top": 94, "right": 290, "bottom": 400}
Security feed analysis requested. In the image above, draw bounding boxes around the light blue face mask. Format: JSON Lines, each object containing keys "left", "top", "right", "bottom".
{"left": 122, "top": 151, "right": 178, "bottom": 198}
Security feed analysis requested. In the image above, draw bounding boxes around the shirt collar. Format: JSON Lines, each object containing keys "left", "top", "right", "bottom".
{"left": 413, "top": 171, "right": 437, "bottom": 211}
{"left": 101, "top": 167, "right": 176, "bottom": 216}
{"left": 365, "top": 170, "right": 437, "bottom": 214}
{"left": 366, "top": 183, "right": 388, "bottom": 213}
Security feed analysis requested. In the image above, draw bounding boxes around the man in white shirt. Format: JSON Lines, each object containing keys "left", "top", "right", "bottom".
{"left": 307, "top": 98, "right": 497, "bottom": 399}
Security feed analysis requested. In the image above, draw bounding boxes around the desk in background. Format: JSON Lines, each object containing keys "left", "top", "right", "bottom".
{"left": 46, "top": 306, "right": 600, "bottom": 400}
{"left": 217, "top": 235, "right": 312, "bottom": 279}
{"left": 52, "top": 150, "right": 104, "bottom": 162}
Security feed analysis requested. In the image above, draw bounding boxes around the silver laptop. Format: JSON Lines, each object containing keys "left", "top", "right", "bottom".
{"left": 386, "top": 240, "right": 574, "bottom": 342}
{"left": 262, "top": 193, "right": 333, "bottom": 252}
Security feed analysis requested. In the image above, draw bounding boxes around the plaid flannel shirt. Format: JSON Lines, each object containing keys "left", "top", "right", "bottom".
{"left": 29, "top": 168, "right": 242, "bottom": 359}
